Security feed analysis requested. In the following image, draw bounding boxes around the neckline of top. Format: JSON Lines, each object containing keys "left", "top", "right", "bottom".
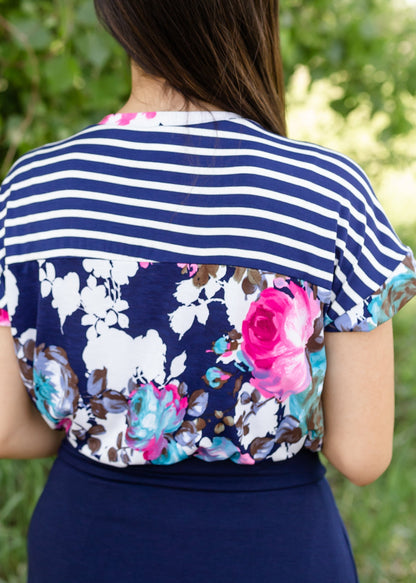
{"left": 98, "top": 110, "right": 242, "bottom": 128}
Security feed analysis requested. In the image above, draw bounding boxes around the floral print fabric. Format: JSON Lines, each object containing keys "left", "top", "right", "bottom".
{"left": 5, "top": 255, "right": 416, "bottom": 466}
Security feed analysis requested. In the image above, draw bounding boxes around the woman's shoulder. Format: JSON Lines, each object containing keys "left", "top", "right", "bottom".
{"left": 0, "top": 123, "right": 103, "bottom": 191}
{"left": 232, "top": 117, "right": 370, "bottom": 179}
{"left": 226, "top": 116, "right": 376, "bottom": 213}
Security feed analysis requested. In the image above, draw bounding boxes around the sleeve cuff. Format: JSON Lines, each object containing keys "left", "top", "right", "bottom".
{"left": 325, "top": 252, "right": 416, "bottom": 332}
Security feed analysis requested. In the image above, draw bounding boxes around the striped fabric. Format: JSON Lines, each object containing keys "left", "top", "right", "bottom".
{"left": 0, "top": 110, "right": 410, "bottom": 325}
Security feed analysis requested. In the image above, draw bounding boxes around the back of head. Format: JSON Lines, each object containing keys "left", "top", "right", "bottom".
{"left": 94, "top": 0, "right": 286, "bottom": 136}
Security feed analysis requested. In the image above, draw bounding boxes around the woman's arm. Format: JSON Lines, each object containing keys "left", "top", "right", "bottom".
{"left": 322, "top": 320, "right": 395, "bottom": 486}
{"left": 0, "top": 327, "right": 64, "bottom": 459}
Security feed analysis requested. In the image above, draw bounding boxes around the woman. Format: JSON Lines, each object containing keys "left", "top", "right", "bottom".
{"left": 1, "top": 1, "right": 415, "bottom": 581}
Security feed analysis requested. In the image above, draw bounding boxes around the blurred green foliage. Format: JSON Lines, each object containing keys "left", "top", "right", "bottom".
{"left": 0, "top": 0, "right": 130, "bottom": 177}
{"left": 1, "top": 0, "right": 416, "bottom": 178}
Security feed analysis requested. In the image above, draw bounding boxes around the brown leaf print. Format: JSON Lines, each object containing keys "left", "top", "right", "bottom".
{"left": 194, "top": 418, "right": 207, "bottom": 431}
{"left": 120, "top": 451, "right": 131, "bottom": 465}
{"left": 87, "top": 437, "right": 101, "bottom": 454}
{"left": 90, "top": 397, "right": 108, "bottom": 420}
{"left": 175, "top": 421, "right": 200, "bottom": 447}
{"left": 305, "top": 400, "right": 324, "bottom": 441}
{"left": 88, "top": 424, "right": 106, "bottom": 436}
{"left": 108, "top": 447, "right": 118, "bottom": 462}
{"left": 23, "top": 339, "right": 35, "bottom": 361}
{"left": 403, "top": 254, "right": 415, "bottom": 272}
{"left": 307, "top": 438, "right": 322, "bottom": 452}
{"left": 214, "top": 423, "right": 225, "bottom": 435}
{"left": 242, "top": 277, "right": 257, "bottom": 295}
{"left": 247, "top": 269, "right": 263, "bottom": 287}
{"left": 193, "top": 264, "right": 219, "bottom": 288}
{"left": 102, "top": 390, "right": 128, "bottom": 414}
{"left": 276, "top": 426, "right": 302, "bottom": 444}
{"left": 187, "top": 389, "right": 209, "bottom": 416}
{"left": 240, "top": 391, "right": 251, "bottom": 405}
{"left": 228, "top": 329, "right": 241, "bottom": 341}
{"left": 249, "top": 437, "right": 275, "bottom": 461}
{"left": 73, "top": 428, "right": 87, "bottom": 441}
{"left": 178, "top": 382, "right": 188, "bottom": 397}
{"left": 87, "top": 368, "right": 108, "bottom": 396}
{"left": 43, "top": 346, "right": 78, "bottom": 383}
{"left": 233, "top": 375, "right": 243, "bottom": 398}
{"left": 251, "top": 389, "right": 261, "bottom": 404}
{"left": 307, "top": 313, "right": 325, "bottom": 353}
{"left": 206, "top": 265, "right": 219, "bottom": 277}
{"left": 233, "top": 267, "right": 246, "bottom": 283}
{"left": 18, "top": 360, "right": 33, "bottom": 384}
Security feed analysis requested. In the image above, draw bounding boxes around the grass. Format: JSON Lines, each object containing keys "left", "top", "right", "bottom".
{"left": 0, "top": 458, "right": 51, "bottom": 582}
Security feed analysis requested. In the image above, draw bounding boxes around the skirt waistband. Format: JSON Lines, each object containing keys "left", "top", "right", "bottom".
{"left": 58, "top": 441, "right": 326, "bottom": 492}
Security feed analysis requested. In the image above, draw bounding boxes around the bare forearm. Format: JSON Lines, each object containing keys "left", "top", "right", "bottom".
{"left": 0, "top": 407, "right": 65, "bottom": 459}
{"left": 322, "top": 321, "right": 395, "bottom": 486}
{"left": 0, "top": 326, "right": 65, "bottom": 459}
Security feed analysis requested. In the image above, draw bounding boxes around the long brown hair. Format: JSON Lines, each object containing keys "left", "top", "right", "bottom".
{"left": 94, "top": 0, "right": 286, "bottom": 136}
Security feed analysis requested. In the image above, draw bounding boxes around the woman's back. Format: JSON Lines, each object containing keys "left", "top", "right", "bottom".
{"left": 1, "top": 110, "right": 414, "bottom": 470}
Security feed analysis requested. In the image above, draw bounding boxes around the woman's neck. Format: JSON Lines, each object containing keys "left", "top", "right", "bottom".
{"left": 118, "top": 64, "right": 214, "bottom": 113}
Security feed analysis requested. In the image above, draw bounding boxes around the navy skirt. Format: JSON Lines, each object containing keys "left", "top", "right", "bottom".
{"left": 28, "top": 441, "right": 358, "bottom": 582}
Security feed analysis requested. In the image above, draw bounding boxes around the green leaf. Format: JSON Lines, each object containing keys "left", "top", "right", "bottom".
{"left": 42, "top": 54, "right": 80, "bottom": 94}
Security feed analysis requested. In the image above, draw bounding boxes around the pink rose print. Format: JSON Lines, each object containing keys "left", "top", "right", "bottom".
{"left": 177, "top": 263, "right": 199, "bottom": 277}
{"left": 126, "top": 382, "right": 188, "bottom": 461}
{"left": 99, "top": 113, "right": 138, "bottom": 126}
{"left": 99, "top": 112, "right": 158, "bottom": 126}
{"left": 241, "top": 282, "right": 321, "bottom": 401}
{"left": 0, "top": 309, "right": 10, "bottom": 326}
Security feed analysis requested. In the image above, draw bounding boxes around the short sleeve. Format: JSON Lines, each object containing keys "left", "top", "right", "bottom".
{"left": 0, "top": 171, "right": 11, "bottom": 326}
{"left": 324, "top": 164, "right": 416, "bottom": 332}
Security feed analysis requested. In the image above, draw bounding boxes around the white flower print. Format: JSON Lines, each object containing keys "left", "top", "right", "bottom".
{"left": 83, "top": 259, "right": 139, "bottom": 286}
{"left": 81, "top": 284, "right": 113, "bottom": 319}
{"left": 169, "top": 265, "right": 227, "bottom": 339}
{"left": 83, "top": 328, "right": 142, "bottom": 392}
{"left": 174, "top": 278, "right": 202, "bottom": 306}
{"left": 39, "top": 261, "right": 56, "bottom": 298}
{"left": 77, "top": 260, "right": 139, "bottom": 338}
{"left": 4, "top": 269, "right": 19, "bottom": 319}
{"left": 234, "top": 382, "right": 279, "bottom": 450}
{"left": 168, "top": 350, "right": 187, "bottom": 380}
{"left": 83, "top": 328, "right": 177, "bottom": 391}
{"left": 51, "top": 273, "right": 81, "bottom": 329}
{"left": 169, "top": 305, "right": 200, "bottom": 340}
{"left": 222, "top": 272, "right": 274, "bottom": 330}
{"left": 111, "top": 261, "right": 139, "bottom": 285}
{"left": 134, "top": 329, "right": 167, "bottom": 385}
{"left": 83, "top": 259, "right": 112, "bottom": 280}
{"left": 269, "top": 438, "right": 305, "bottom": 462}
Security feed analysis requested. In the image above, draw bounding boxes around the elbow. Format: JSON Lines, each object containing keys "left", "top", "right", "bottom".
{"left": 322, "top": 442, "right": 393, "bottom": 487}
{"left": 0, "top": 431, "right": 14, "bottom": 459}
